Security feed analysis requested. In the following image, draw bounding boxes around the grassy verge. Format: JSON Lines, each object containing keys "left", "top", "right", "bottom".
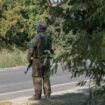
{"left": 30, "top": 93, "right": 104, "bottom": 105}
{"left": 0, "top": 45, "right": 63, "bottom": 68}
{"left": 1, "top": 92, "right": 105, "bottom": 105}
{"left": 0, "top": 47, "right": 27, "bottom": 68}
{"left": 0, "top": 93, "right": 88, "bottom": 105}
{"left": 40, "top": 93, "right": 88, "bottom": 105}
{"left": 0, "top": 101, "right": 12, "bottom": 105}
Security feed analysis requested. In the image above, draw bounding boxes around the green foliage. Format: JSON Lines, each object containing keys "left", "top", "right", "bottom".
{"left": 0, "top": 0, "right": 48, "bottom": 49}
{"left": 1, "top": 0, "right": 105, "bottom": 97}
{"left": 44, "top": 0, "right": 105, "bottom": 89}
{"left": 0, "top": 0, "right": 105, "bottom": 103}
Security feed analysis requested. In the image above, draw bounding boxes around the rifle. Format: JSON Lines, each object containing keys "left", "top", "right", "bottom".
{"left": 43, "top": 50, "right": 53, "bottom": 66}
{"left": 24, "top": 49, "right": 53, "bottom": 74}
{"left": 24, "top": 46, "right": 37, "bottom": 74}
{"left": 24, "top": 58, "right": 33, "bottom": 74}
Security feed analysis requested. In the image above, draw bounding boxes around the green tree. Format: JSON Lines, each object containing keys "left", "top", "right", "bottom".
{"left": 0, "top": 0, "right": 48, "bottom": 48}
{"left": 1, "top": 0, "right": 105, "bottom": 88}
{"left": 45, "top": 0, "right": 105, "bottom": 91}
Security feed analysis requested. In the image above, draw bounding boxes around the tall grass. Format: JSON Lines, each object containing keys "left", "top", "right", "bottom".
{"left": 0, "top": 45, "right": 62, "bottom": 68}
{"left": 0, "top": 47, "right": 27, "bottom": 68}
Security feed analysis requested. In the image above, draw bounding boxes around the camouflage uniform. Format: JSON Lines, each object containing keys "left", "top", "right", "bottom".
{"left": 28, "top": 32, "right": 52, "bottom": 100}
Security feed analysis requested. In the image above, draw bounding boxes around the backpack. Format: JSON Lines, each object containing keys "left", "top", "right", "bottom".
{"left": 35, "top": 34, "right": 52, "bottom": 57}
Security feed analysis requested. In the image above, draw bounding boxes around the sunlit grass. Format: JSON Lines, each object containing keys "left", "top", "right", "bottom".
{"left": 0, "top": 47, "right": 27, "bottom": 68}
{"left": 0, "top": 101, "right": 12, "bottom": 105}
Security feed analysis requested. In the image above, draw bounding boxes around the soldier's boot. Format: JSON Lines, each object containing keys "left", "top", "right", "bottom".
{"left": 29, "top": 95, "right": 41, "bottom": 101}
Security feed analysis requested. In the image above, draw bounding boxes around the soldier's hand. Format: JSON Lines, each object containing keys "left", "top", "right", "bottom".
{"left": 27, "top": 51, "right": 33, "bottom": 62}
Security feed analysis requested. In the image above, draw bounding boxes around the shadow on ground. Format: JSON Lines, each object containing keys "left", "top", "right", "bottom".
{"left": 44, "top": 93, "right": 87, "bottom": 105}
{"left": 1, "top": 88, "right": 105, "bottom": 105}
{"left": 30, "top": 93, "right": 88, "bottom": 105}
{"left": 29, "top": 88, "right": 105, "bottom": 105}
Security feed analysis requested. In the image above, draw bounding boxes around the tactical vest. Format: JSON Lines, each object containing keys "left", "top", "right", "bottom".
{"left": 34, "top": 34, "right": 52, "bottom": 58}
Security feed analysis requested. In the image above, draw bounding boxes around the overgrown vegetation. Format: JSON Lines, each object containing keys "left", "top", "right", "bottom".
{"left": 46, "top": 0, "right": 105, "bottom": 103}
{"left": 0, "top": 0, "right": 105, "bottom": 104}
{"left": 0, "top": 0, "right": 49, "bottom": 68}
{"left": 0, "top": 47, "right": 27, "bottom": 68}
{"left": 0, "top": 0, "right": 49, "bottom": 48}
{"left": 1, "top": 92, "right": 105, "bottom": 105}
{"left": 0, "top": 101, "right": 12, "bottom": 105}
{"left": 44, "top": 0, "right": 105, "bottom": 98}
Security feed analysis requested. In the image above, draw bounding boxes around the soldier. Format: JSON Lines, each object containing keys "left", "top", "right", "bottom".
{"left": 27, "top": 23, "right": 53, "bottom": 100}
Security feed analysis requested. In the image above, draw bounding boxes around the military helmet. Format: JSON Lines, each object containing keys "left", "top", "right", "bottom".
{"left": 36, "top": 23, "right": 47, "bottom": 32}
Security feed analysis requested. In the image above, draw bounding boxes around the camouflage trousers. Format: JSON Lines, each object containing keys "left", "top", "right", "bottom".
{"left": 32, "top": 58, "right": 51, "bottom": 98}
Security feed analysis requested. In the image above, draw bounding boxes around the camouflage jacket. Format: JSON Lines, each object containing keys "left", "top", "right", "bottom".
{"left": 29, "top": 33, "right": 52, "bottom": 77}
